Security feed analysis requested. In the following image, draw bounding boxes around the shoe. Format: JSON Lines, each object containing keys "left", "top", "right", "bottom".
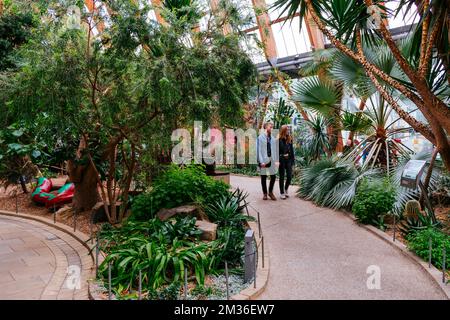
{"left": 280, "top": 194, "right": 286, "bottom": 200}
{"left": 268, "top": 192, "right": 277, "bottom": 201}
{"left": 263, "top": 194, "right": 268, "bottom": 200}
{"left": 285, "top": 190, "right": 289, "bottom": 198}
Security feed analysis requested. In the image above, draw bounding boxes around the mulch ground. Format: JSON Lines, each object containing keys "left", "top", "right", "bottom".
{"left": 0, "top": 184, "right": 96, "bottom": 236}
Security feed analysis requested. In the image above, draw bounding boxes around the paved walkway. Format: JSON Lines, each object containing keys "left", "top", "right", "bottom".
{"left": 231, "top": 175, "right": 447, "bottom": 300}
{"left": 0, "top": 215, "right": 93, "bottom": 300}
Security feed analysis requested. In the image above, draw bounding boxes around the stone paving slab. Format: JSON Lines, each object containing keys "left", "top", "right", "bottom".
{"left": 0, "top": 214, "right": 94, "bottom": 300}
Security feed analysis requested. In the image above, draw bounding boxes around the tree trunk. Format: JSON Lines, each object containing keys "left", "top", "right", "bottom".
{"left": 67, "top": 160, "right": 101, "bottom": 212}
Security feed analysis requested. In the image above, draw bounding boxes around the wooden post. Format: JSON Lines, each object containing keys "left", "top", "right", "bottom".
{"left": 151, "top": 0, "right": 168, "bottom": 26}
{"left": 252, "top": 0, "right": 278, "bottom": 63}
{"left": 210, "top": 0, "right": 232, "bottom": 35}
{"left": 305, "top": 10, "right": 325, "bottom": 50}
{"left": 84, "top": 0, "right": 105, "bottom": 34}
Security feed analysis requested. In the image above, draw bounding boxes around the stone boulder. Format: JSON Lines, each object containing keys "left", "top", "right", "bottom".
{"left": 195, "top": 220, "right": 218, "bottom": 241}
{"left": 157, "top": 205, "right": 208, "bottom": 222}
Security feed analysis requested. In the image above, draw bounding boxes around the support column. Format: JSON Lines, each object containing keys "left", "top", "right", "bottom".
{"left": 305, "top": 10, "right": 325, "bottom": 50}
{"left": 252, "top": 0, "right": 277, "bottom": 64}
{"left": 210, "top": 0, "right": 232, "bottom": 35}
{"left": 85, "top": 0, "right": 105, "bottom": 33}
{"left": 151, "top": 0, "right": 168, "bottom": 26}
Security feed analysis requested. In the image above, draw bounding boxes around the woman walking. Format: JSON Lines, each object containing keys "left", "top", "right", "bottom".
{"left": 279, "top": 125, "right": 295, "bottom": 200}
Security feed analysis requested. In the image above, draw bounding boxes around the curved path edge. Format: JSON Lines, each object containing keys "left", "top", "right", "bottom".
{"left": 343, "top": 212, "right": 450, "bottom": 299}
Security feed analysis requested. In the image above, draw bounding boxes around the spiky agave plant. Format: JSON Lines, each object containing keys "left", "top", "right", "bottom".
{"left": 343, "top": 92, "right": 414, "bottom": 172}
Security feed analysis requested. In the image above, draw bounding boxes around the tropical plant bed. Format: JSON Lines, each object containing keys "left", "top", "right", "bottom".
{"left": 89, "top": 165, "right": 255, "bottom": 300}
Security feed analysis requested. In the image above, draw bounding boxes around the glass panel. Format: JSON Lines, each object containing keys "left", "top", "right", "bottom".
{"left": 385, "top": 0, "right": 419, "bottom": 29}
{"left": 271, "top": 17, "right": 311, "bottom": 57}
{"left": 240, "top": 31, "right": 266, "bottom": 64}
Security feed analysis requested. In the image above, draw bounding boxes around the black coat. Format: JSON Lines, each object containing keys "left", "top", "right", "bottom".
{"left": 279, "top": 138, "right": 295, "bottom": 164}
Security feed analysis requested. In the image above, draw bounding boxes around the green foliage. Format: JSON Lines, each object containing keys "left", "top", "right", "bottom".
{"left": 0, "top": 122, "right": 45, "bottom": 187}
{"left": 0, "top": 11, "right": 35, "bottom": 70}
{"left": 298, "top": 158, "right": 377, "bottom": 209}
{"left": 298, "top": 115, "right": 331, "bottom": 161}
{"left": 1, "top": 0, "right": 256, "bottom": 214}
{"left": 352, "top": 178, "right": 396, "bottom": 225}
{"left": 98, "top": 217, "right": 210, "bottom": 293}
{"left": 204, "top": 188, "right": 254, "bottom": 228}
{"left": 268, "top": 98, "right": 296, "bottom": 129}
{"left": 406, "top": 228, "right": 450, "bottom": 270}
{"left": 210, "top": 226, "right": 246, "bottom": 269}
{"left": 341, "top": 112, "right": 372, "bottom": 136}
{"left": 131, "top": 165, "right": 230, "bottom": 220}
{"left": 400, "top": 212, "right": 441, "bottom": 236}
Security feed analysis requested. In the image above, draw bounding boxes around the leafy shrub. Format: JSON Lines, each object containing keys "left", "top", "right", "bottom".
{"left": 210, "top": 226, "right": 246, "bottom": 269}
{"left": 406, "top": 228, "right": 450, "bottom": 269}
{"left": 98, "top": 218, "right": 212, "bottom": 293}
{"left": 352, "top": 178, "right": 396, "bottom": 225}
{"left": 131, "top": 165, "right": 229, "bottom": 220}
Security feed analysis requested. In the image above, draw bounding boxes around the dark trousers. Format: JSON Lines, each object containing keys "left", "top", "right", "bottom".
{"left": 279, "top": 159, "right": 293, "bottom": 194}
{"left": 261, "top": 174, "right": 276, "bottom": 195}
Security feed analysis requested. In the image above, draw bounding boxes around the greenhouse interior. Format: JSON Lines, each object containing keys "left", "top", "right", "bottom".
{"left": 0, "top": 0, "right": 449, "bottom": 305}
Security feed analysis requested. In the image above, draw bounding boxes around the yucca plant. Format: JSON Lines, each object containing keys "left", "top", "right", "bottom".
{"left": 205, "top": 197, "right": 254, "bottom": 228}
{"left": 268, "top": 97, "right": 296, "bottom": 129}
{"left": 298, "top": 115, "right": 332, "bottom": 160}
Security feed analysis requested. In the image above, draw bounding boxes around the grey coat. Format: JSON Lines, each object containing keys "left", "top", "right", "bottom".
{"left": 257, "top": 133, "right": 278, "bottom": 176}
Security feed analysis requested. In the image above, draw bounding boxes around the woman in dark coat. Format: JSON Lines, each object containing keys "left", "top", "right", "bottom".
{"left": 278, "top": 125, "right": 295, "bottom": 200}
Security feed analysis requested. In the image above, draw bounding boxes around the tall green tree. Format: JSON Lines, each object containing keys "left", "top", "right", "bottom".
{"left": 1, "top": 0, "right": 256, "bottom": 223}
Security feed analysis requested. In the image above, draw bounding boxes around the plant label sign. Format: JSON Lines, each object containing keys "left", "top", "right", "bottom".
{"left": 401, "top": 160, "right": 427, "bottom": 189}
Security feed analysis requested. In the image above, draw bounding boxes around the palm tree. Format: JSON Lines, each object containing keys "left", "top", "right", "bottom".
{"left": 293, "top": 49, "right": 345, "bottom": 153}
{"left": 271, "top": 0, "right": 450, "bottom": 170}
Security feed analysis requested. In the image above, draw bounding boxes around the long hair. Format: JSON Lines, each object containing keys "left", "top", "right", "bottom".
{"left": 279, "top": 125, "right": 293, "bottom": 144}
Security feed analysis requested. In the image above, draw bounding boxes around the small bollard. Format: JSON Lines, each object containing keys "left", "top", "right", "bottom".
{"left": 90, "top": 220, "right": 93, "bottom": 244}
{"left": 262, "top": 236, "right": 265, "bottom": 269}
{"left": 53, "top": 208, "right": 56, "bottom": 224}
{"left": 184, "top": 267, "right": 188, "bottom": 300}
{"left": 253, "top": 248, "right": 257, "bottom": 289}
{"left": 245, "top": 202, "right": 250, "bottom": 217}
{"left": 225, "top": 261, "right": 230, "bottom": 300}
{"left": 428, "top": 238, "right": 432, "bottom": 268}
{"left": 73, "top": 211, "right": 77, "bottom": 233}
{"left": 443, "top": 246, "right": 446, "bottom": 284}
{"left": 257, "top": 211, "right": 262, "bottom": 238}
{"left": 95, "top": 234, "right": 99, "bottom": 278}
{"left": 108, "top": 262, "right": 112, "bottom": 300}
{"left": 393, "top": 215, "right": 396, "bottom": 242}
{"left": 244, "top": 229, "right": 255, "bottom": 283}
{"left": 138, "top": 270, "right": 142, "bottom": 300}
{"left": 15, "top": 192, "right": 18, "bottom": 214}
